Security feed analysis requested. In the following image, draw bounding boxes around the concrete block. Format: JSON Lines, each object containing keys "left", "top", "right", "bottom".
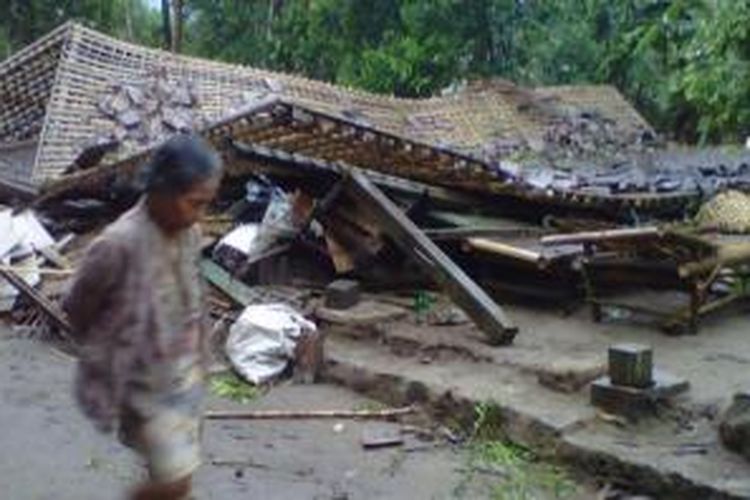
{"left": 325, "top": 279, "right": 361, "bottom": 310}
{"left": 591, "top": 369, "right": 689, "bottom": 419}
{"left": 608, "top": 343, "right": 653, "bottom": 388}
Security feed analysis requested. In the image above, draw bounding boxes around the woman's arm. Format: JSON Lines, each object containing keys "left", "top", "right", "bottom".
{"left": 62, "top": 237, "right": 127, "bottom": 343}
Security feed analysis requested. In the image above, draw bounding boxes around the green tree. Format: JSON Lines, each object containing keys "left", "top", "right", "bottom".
{"left": 0, "top": 0, "right": 160, "bottom": 51}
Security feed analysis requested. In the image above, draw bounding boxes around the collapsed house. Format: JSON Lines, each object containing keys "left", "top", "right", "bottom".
{"left": 2, "top": 22, "right": 750, "bottom": 352}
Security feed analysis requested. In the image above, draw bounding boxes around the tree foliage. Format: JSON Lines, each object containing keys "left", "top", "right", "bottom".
{"left": 0, "top": 0, "right": 161, "bottom": 55}
{"left": 1, "top": 0, "right": 749, "bottom": 144}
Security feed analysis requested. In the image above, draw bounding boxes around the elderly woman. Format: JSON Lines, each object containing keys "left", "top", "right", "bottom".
{"left": 63, "top": 134, "right": 222, "bottom": 500}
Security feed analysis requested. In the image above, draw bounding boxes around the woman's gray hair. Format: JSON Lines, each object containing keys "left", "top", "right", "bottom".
{"left": 142, "top": 134, "right": 222, "bottom": 194}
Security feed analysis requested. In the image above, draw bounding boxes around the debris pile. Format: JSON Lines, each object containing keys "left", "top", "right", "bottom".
{"left": 541, "top": 111, "right": 657, "bottom": 160}
{"left": 3, "top": 24, "right": 750, "bottom": 393}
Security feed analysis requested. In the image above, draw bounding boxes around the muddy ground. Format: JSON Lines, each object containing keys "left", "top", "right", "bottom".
{"left": 0, "top": 326, "right": 602, "bottom": 500}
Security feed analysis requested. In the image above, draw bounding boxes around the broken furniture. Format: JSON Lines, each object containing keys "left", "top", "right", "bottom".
{"left": 543, "top": 227, "right": 750, "bottom": 333}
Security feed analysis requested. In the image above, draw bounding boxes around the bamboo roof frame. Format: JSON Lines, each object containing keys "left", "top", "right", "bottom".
{"left": 39, "top": 97, "right": 694, "bottom": 217}
{"left": 1, "top": 22, "right": 655, "bottom": 192}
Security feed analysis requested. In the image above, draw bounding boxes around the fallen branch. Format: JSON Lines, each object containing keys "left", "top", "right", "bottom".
{"left": 204, "top": 405, "right": 417, "bottom": 421}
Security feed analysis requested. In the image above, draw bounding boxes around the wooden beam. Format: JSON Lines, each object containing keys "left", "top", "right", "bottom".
{"left": 200, "top": 258, "right": 260, "bottom": 307}
{"left": 346, "top": 170, "right": 517, "bottom": 345}
{"left": 425, "top": 226, "right": 547, "bottom": 241}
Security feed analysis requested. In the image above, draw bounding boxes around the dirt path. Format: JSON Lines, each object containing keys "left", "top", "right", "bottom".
{"left": 0, "top": 328, "right": 597, "bottom": 500}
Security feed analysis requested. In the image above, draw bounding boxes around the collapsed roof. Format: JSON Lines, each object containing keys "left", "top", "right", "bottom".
{"left": 1, "top": 22, "right": 654, "bottom": 193}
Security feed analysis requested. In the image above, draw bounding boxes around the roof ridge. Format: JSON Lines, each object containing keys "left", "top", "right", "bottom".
{"left": 68, "top": 23, "right": 415, "bottom": 107}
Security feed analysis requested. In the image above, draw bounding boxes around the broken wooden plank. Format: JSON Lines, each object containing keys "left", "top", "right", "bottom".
{"left": 0, "top": 268, "right": 73, "bottom": 342}
{"left": 200, "top": 258, "right": 259, "bottom": 307}
{"left": 346, "top": 171, "right": 517, "bottom": 345}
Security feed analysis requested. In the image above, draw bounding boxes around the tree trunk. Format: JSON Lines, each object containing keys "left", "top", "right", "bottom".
{"left": 124, "top": 0, "right": 134, "bottom": 40}
{"left": 267, "top": 0, "right": 285, "bottom": 45}
{"left": 161, "top": 0, "right": 172, "bottom": 50}
{"left": 171, "top": 0, "right": 184, "bottom": 53}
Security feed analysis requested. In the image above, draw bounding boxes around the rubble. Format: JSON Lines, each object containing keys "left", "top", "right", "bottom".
{"left": 90, "top": 68, "right": 203, "bottom": 161}
{"left": 719, "top": 392, "right": 750, "bottom": 462}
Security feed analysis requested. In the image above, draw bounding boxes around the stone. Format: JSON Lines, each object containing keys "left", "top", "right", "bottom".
{"left": 325, "top": 279, "right": 361, "bottom": 310}
{"left": 316, "top": 300, "right": 408, "bottom": 326}
{"left": 537, "top": 359, "right": 607, "bottom": 393}
{"left": 608, "top": 343, "right": 653, "bottom": 389}
{"left": 719, "top": 391, "right": 750, "bottom": 461}
{"left": 361, "top": 424, "right": 404, "bottom": 449}
{"left": 591, "top": 369, "right": 689, "bottom": 420}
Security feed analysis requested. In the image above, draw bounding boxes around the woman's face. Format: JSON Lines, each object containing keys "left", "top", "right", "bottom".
{"left": 150, "top": 175, "right": 221, "bottom": 233}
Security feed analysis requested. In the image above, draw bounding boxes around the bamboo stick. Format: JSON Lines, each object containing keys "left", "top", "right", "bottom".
{"left": 541, "top": 227, "right": 662, "bottom": 247}
{"left": 204, "top": 405, "right": 416, "bottom": 421}
{"left": 466, "top": 237, "right": 543, "bottom": 265}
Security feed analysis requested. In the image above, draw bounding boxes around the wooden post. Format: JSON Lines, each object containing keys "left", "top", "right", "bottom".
{"left": 608, "top": 344, "right": 653, "bottom": 388}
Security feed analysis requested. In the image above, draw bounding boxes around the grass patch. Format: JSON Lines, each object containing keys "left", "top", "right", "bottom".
{"left": 455, "top": 402, "right": 577, "bottom": 500}
{"left": 209, "top": 371, "right": 260, "bottom": 403}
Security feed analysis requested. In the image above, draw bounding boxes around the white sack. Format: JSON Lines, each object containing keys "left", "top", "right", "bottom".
{"left": 225, "top": 303, "right": 316, "bottom": 385}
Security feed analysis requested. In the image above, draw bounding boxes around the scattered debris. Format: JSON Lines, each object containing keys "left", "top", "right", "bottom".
{"left": 361, "top": 424, "right": 405, "bottom": 449}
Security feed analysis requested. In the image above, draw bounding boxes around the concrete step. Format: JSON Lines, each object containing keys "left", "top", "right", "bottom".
{"left": 324, "top": 334, "right": 750, "bottom": 500}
